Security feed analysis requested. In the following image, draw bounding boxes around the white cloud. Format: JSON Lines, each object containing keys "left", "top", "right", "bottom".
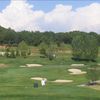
{"left": 0, "top": 0, "right": 44, "bottom": 31}
{"left": 69, "top": 3, "right": 100, "bottom": 32}
{"left": 43, "top": 4, "right": 73, "bottom": 32}
{"left": 0, "top": 0, "right": 100, "bottom": 33}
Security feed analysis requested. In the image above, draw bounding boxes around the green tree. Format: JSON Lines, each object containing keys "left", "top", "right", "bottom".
{"left": 5, "top": 47, "right": 10, "bottom": 57}
{"left": 71, "top": 33, "right": 98, "bottom": 61}
{"left": 10, "top": 47, "right": 16, "bottom": 58}
{"left": 39, "top": 42, "right": 48, "bottom": 57}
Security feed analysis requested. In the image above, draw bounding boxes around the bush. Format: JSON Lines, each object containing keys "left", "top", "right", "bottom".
{"left": 39, "top": 43, "right": 56, "bottom": 60}
{"left": 5, "top": 47, "right": 10, "bottom": 58}
{"left": 10, "top": 48, "right": 16, "bottom": 58}
{"left": 47, "top": 52, "right": 54, "bottom": 60}
{"left": 39, "top": 48, "right": 47, "bottom": 57}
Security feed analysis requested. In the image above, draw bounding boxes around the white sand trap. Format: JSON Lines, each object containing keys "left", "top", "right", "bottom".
{"left": 20, "top": 65, "right": 26, "bottom": 67}
{"left": 51, "top": 80, "right": 73, "bottom": 83}
{"left": 30, "top": 77, "right": 47, "bottom": 81}
{"left": 20, "top": 64, "right": 42, "bottom": 68}
{"left": 26, "top": 64, "right": 42, "bottom": 67}
{"left": 77, "top": 84, "right": 86, "bottom": 87}
{"left": 71, "top": 64, "right": 84, "bottom": 67}
{"left": 68, "top": 69, "right": 86, "bottom": 75}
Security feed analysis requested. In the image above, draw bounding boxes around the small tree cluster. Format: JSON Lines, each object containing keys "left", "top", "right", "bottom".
{"left": 39, "top": 43, "right": 56, "bottom": 60}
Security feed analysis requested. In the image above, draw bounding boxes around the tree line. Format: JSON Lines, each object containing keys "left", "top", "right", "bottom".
{"left": 0, "top": 26, "right": 100, "bottom": 46}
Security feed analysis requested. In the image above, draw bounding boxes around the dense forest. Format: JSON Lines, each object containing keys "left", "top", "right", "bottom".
{"left": 0, "top": 26, "right": 100, "bottom": 46}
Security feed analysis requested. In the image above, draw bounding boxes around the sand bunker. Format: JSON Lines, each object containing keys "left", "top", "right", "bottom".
{"left": 20, "top": 65, "right": 26, "bottom": 67}
{"left": 68, "top": 69, "right": 86, "bottom": 75}
{"left": 26, "top": 64, "right": 42, "bottom": 67}
{"left": 77, "top": 84, "right": 86, "bottom": 87}
{"left": 20, "top": 64, "right": 42, "bottom": 68}
{"left": 70, "top": 64, "right": 84, "bottom": 67}
{"left": 30, "top": 77, "right": 47, "bottom": 81}
{"left": 51, "top": 80, "right": 73, "bottom": 83}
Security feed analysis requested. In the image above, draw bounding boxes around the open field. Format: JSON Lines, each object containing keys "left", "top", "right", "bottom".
{"left": 0, "top": 45, "right": 100, "bottom": 100}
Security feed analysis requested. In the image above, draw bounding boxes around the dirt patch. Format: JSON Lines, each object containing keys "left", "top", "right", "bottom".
{"left": 0, "top": 64, "right": 7, "bottom": 68}
{"left": 0, "top": 45, "right": 6, "bottom": 49}
{"left": 30, "top": 77, "right": 47, "bottom": 81}
{"left": 68, "top": 68, "right": 86, "bottom": 75}
{"left": 51, "top": 79, "right": 73, "bottom": 83}
{"left": 89, "top": 85, "right": 100, "bottom": 90}
{"left": 58, "top": 50, "right": 72, "bottom": 54}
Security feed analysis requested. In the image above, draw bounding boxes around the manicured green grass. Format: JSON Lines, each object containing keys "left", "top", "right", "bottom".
{"left": 0, "top": 47, "right": 100, "bottom": 100}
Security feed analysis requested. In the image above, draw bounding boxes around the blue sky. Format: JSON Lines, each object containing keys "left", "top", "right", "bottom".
{"left": 0, "top": 0, "right": 100, "bottom": 12}
{"left": 0, "top": 0, "right": 100, "bottom": 33}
